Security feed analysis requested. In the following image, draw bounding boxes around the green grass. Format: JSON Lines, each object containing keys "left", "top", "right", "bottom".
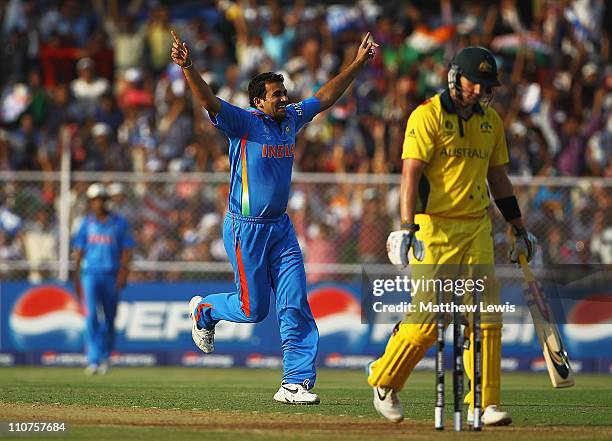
{"left": 1, "top": 367, "right": 611, "bottom": 440}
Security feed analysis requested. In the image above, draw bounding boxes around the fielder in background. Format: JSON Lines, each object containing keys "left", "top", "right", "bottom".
{"left": 171, "top": 29, "right": 378, "bottom": 404}
{"left": 73, "top": 183, "right": 135, "bottom": 375}
{"left": 368, "top": 47, "right": 537, "bottom": 425}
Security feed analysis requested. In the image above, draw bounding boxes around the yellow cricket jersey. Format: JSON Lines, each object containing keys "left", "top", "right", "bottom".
{"left": 402, "top": 89, "right": 509, "bottom": 218}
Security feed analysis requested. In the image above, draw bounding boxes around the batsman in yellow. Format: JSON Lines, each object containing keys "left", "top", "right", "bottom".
{"left": 367, "top": 47, "right": 537, "bottom": 426}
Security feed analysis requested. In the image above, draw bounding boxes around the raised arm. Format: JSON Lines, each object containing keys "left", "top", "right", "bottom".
{"left": 314, "top": 32, "right": 378, "bottom": 112}
{"left": 170, "top": 30, "right": 221, "bottom": 116}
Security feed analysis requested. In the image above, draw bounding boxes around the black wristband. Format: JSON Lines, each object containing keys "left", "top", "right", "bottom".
{"left": 511, "top": 224, "right": 527, "bottom": 237}
{"left": 401, "top": 222, "right": 420, "bottom": 231}
{"left": 494, "top": 196, "right": 522, "bottom": 222}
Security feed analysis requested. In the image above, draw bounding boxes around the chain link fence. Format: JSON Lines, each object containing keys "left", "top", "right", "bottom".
{"left": 1, "top": 172, "right": 611, "bottom": 283}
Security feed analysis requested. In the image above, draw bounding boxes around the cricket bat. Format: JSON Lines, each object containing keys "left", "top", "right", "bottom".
{"left": 518, "top": 254, "right": 574, "bottom": 388}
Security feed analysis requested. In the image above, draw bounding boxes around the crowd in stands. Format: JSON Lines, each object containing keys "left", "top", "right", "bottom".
{"left": 0, "top": 0, "right": 610, "bottom": 280}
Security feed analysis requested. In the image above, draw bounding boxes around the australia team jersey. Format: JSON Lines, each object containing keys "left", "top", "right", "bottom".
{"left": 73, "top": 214, "right": 135, "bottom": 273}
{"left": 402, "top": 89, "right": 509, "bottom": 218}
{"left": 210, "top": 97, "right": 320, "bottom": 218}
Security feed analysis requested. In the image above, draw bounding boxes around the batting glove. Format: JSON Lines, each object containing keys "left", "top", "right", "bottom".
{"left": 386, "top": 224, "right": 425, "bottom": 267}
{"left": 509, "top": 225, "right": 537, "bottom": 263}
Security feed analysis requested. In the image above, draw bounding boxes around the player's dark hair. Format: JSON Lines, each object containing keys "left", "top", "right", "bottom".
{"left": 248, "top": 72, "right": 284, "bottom": 107}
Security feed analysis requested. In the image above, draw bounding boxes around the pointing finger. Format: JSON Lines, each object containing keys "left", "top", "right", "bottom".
{"left": 361, "top": 32, "right": 371, "bottom": 47}
{"left": 170, "top": 29, "right": 181, "bottom": 44}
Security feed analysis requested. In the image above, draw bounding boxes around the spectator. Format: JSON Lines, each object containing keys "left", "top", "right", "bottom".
{"left": 98, "top": 0, "right": 147, "bottom": 76}
{"left": 0, "top": 129, "right": 11, "bottom": 170}
{"left": 8, "top": 113, "right": 41, "bottom": 170}
{"left": 70, "top": 58, "right": 110, "bottom": 117}
{"left": 83, "top": 122, "right": 129, "bottom": 171}
{"left": 0, "top": 28, "right": 29, "bottom": 85}
{"left": 590, "top": 211, "right": 612, "bottom": 263}
{"left": 25, "top": 69, "right": 51, "bottom": 127}
{"left": 107, "top": 182, "right": 137, "bottom": 225}
{"left": 357, "top": 188, "right": 389, "bottom": 263}
{"left": 94, "top": 92, "right": 124, "bottom": 132}
{"left": 0, "top": 0, "right": 610, "bottom": 275}
{"left": 146, "top": 5, "right": 174, "bottom": 75}
{"left": 21, "top": 207, "right": 58, "bottom": 283}
{"left": 305, "top": 219, "right": 341, "bottom": 283}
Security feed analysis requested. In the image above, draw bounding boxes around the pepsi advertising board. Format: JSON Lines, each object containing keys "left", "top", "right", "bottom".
{"left": 1, "top": 281, "right": 610, "bottom": 373}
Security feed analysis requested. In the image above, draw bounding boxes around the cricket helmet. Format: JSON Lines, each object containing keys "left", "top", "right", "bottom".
{"left": 448, "top": 46, "right": 501, "bottom": 89}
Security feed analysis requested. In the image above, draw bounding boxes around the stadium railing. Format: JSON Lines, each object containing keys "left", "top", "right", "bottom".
{"left": 0, "top": 171, "right": 610, "bottom": 282}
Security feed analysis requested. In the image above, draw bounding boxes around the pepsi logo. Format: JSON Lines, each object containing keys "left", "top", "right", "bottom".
{"left": 308, "top": 285, "right": 367, "bottom": 342}
{"left": 9, "top": 285, "right": 84, "bottom": 351}
{"left": 564, "top": 294, "right": 612, "bottom": 342}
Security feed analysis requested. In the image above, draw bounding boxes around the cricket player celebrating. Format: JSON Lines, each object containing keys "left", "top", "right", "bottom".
{"left": 367, "top": 47, "right": 536, "bottom": 425}
{"left": 74, "top": 183, "right": 134, "bottom": 375}
{"left": 171, "top": 29, "right": 378, "bottom": 404}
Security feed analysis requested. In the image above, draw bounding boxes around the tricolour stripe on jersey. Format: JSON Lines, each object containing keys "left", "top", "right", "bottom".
{"left": 235, "top": 239, "right": 250, "bottom": 317}
{"left": 240, "top": 134, "right": 250, "bottom": 216}
{"left": 195, "top": 303, "right": 213, "bottom": 324}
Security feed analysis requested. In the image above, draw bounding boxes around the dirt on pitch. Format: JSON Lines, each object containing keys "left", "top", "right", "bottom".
{"left": 2, "top": 403, "right": 611, "bottom": 441}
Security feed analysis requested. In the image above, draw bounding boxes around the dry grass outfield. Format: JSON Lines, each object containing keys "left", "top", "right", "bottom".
{"left": 2, "top": 403, "right": 612, "bottom": 441}
{"left": 1, "top": 368, "right": 611, "bottom": 441}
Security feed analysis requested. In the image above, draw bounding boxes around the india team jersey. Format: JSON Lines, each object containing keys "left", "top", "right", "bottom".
{"left": 402, "top": 89, "right": 509, "bottom": 218}
{"left": 73, "top": 214, "right": 135, "bottom": 273}
{"left": 210, "top": 97, "right": 320, "bottom": 218}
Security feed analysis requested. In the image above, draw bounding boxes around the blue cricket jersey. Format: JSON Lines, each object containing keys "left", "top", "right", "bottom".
{"left": 73, "top": 213, "right": 135, "bottom": 273}
{"left": 210, "top": 97, "right": 320, "bottom": 218}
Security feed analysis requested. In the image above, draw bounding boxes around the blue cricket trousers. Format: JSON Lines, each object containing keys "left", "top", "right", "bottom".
{"left": 81, "top": 273, "right": 118, "bottom": 365}
{"left": 197, "top": 212, "right": 319, "bottom": 388}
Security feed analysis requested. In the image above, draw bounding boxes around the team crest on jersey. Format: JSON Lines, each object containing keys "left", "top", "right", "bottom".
{"left": 285, "top": 126, "right": 291, "bottom": 134}
{"left": 444, "top": 120, "right": 454, "bottom": 135}
{"left": 480, "top": 120, "right": 493, "bottom": 133}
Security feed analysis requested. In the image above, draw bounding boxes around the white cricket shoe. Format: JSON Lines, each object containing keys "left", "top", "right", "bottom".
{"left": 97, "top": 361, "right": 109, "bottom": 375}
{"left": 189, "top": 296, "right": 215, "bottom": 353}
{"left": 84, "top": 364, "right": 98, "bottom": 376}
{"left": 367, "top": 361, "right": 404, "bottom": 423}
{"left": 273, "top": 384, "right": 320, "bottom": 405}
{"left": 372, "top": 386, "right": 404, "bottom": 423}
{"left": 468, "top": 405, "right": 512, "bottom": 426}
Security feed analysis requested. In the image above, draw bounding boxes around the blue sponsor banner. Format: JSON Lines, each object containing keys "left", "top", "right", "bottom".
{"left": 1, "top": 281, "right": 610, "bottom": 372}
